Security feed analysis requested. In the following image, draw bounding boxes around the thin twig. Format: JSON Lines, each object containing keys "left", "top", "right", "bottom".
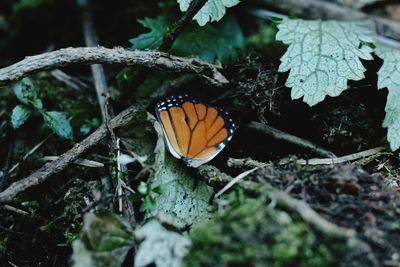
{"left": 228, "top": 145, "right": 387, "bottom": 168}
{"left": 2, "top": 204, "right": 29, "bottom": 216}
{"left": 8, "top": 133, "right": 53, "bottom": 174}
{"left": 50, "top": 70, "right": 91, "bottom": 92}
{"left": 214, "top": 167, "right": 259, "bottom": 198}
{"left": 43, "top": 156, "right": 104, "bottom": 168}
{"left": 268, "top": 189, "right": 355, "bottom": 239}
{"left": 78, "top": 0, "right": 111, "bottom": 120}
{"left": 0, "top": 102, "right": 146, "bottom": 204}
{"left": 248, "top": 121, "right": 337, "bottom": 158}
{"left": 294, "top": 146, "right": 387, "bottom": 165}
{"left": 0, "top": 47, "right": 228, "bottom": 87}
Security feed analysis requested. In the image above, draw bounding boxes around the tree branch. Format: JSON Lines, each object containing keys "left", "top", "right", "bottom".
{"left": 255, "top": 0, "right": 400, "bottom": 41}
{"left": 0, "top": 102, "right": 146, "bottom": 204}
{"left": 0, "top": 47, "right": 228, "bottom": 87}
{"left": 248, "top": 121, "right": 337, "bottom": 158}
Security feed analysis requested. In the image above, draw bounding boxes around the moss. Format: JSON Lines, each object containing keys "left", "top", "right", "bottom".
{"left": 184, "top": 193, "right": 347, "bottom": 267}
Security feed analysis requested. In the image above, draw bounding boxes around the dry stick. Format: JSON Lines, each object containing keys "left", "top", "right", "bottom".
{"left": 214, "top": 167, "right": 259, "bottom": 198}
{"left": 0, "top": 102, "right": 145, "bottom": 204}
{"left": 0, "top": 47, "right": 228, "bottom": 87}
{"left": 248, "top": 121, "right": 337, "bottom": 158}
{"left": 268, "top": 189, "right": 355, "bottom": 239}
{"left": 250, "top": 8, "right": 400, "bottom": 49}
{"left": 78, "top": 0, "right": 122, "bottom": 211}
{"left": 228, "top": 145, "right": 386, "bottom": 167}
{"left": 256, "top": 0, "right": 400, "bottom": 40}
{"left": 43, "top": 156, "right": 104, "bottom": 168}
{"left": 200, "top": 166, "right": 354, "bottom": 240}
{"left": 50, "top": 70, "right": 91, "bottom": 92}
{"left": 294, "top": 146, "right": 387, "bottom": 165}
{"left": 79, "top": 0, "right": 110, "bottom": 121}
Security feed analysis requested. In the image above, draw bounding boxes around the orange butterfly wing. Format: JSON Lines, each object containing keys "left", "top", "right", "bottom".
{"left": 156, "top": 95, "right": 235, "bottom": 167}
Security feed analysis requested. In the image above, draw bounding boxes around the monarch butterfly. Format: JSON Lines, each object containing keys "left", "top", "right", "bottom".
{"left": 155, "top": 94, "right": 235, "bottom": 167}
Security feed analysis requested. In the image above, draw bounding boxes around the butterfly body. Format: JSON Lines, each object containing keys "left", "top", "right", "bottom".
{"left": 155, "top": 94, "right": 235, "bottom": 167}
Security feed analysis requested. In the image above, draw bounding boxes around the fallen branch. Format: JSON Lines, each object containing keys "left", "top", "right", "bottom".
{"left": 228, "top": 145, "right": 386, "bottom": 168}
{"left": 214, "top": 167, "right": 259, "bottom": 198}
{"left": 79, "top": 0, "right": 111, "bottom": 121}
{"left": 199, "top": 165, "right": 354, "bottom": 240}
{"left": 256, "top": 0, "right": 400, "bottom": 41}
{"left": 0, "top": 102, "right": 145, "bottom": 204}
{"left": 248, "top": 121, "right": 337, "bottom": 158}
{"left": 268, "top": 189, "right": 355, "bottom": 239}
{"left": 43, "top": 156, "right": 104, "bottom": 168}
{"left": 294, "top": 146, "right": 387, "bottom": 165}
{"left": 0, "top": 47, "right": 228, "bottom": 87}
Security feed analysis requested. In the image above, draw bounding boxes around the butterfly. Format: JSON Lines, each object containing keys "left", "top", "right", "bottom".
{"left": 155, "top": 94, "right": 236, "bottom": 168}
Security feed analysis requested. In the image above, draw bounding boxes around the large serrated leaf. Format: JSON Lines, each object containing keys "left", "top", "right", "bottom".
{"left": 11, "top": 105, "right": 32, "bottom": 129}
{"left": 276, "top": 19, "right": 374, "bottom": 106}
{"left": 376, "top": 45, "right": 400, "bottom": 151}
{"left": 134, "top": 220, "right": 191, "bottom": 267}
{"left": 146, "top": 117, "right": 213, "bottom": 228}
{"left": 177, "top": 0, "right": 240, "bottom": 26}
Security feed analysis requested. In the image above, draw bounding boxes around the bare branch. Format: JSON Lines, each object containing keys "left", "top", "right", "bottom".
{"left": 0, "top": 102, "right": 145, "bottom": 204}
{"left": 256, "top": 0, "right": 400, "bottom": 41}
{"left": 248, "top": 121, "right": 337, "bottom": 158}
{"left": 0, "top": 47, "right": 228, "bottom": 87}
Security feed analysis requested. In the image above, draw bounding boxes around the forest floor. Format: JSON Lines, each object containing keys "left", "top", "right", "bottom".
{"left": 0, "top": 0, "right": 399, "bottom": 266}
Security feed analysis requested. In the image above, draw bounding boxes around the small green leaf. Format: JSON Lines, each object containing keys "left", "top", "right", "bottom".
{"left": 134, "top": 220, "right": 191, "bottom": 267}
{"left": 138, "top": 181, "right": 149, "bottom": 195}
{"left": 71, "top": 212, "right": 135, "bottom": 267}
{"left": 177, "top": 0, "right": 240, "bottom": 26}
{"left": 276, "top": 19, "right": 374, "bottom": 106}
{"left": 42, "top": 111, "right": 73, "bottom": 139}
{"left": 375, "top": 45, "right": 400, "bottom": 151}
{"left": 11, "top": 105, "right": 32, "bottom": 129}
{"left": 130, "top": 15, "right": 243, "bottom": 63}
{"left": 32, "top": 98, "right": 44, "bottom": 110}
{"left": 13, "top": 78, "right": 41, "bottom": 106}
{"left": 141, "top": 195, "right": 157, "bottom": 212}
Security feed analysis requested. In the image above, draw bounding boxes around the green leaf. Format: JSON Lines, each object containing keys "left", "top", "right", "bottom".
{"left": 134, "top": 220, "right": 191, "bottom": 267}
{"left": 42, "top": 111, "right": 73, "bottom": 139}
{"left": 376, "top": 45, "right": 400, "bottom": 151}
{"left": 71, "top": 212, "right": 135, "bottom": 267}
{"left": 13, "top": 78, "right": 42, "bottom": 108}
{"left": 131, "top": 17, "right": 168, "bottom": 50}
{"left": 276, "top": 19, "right": 374, "bottom": 106}
{"left": 130, "top": 15, "right": 243, "bottom": 63}
{"left": 11, "top": 105, "right": 32, "bottom": 129}
{"left": 177, "top": 0, "right": 240, "bottom": 26}
{"left": 146, "top": 117, "right": 213, "bottom": 228}
{"left": 13, "top": 0, "right": 48, "bottom": 12}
